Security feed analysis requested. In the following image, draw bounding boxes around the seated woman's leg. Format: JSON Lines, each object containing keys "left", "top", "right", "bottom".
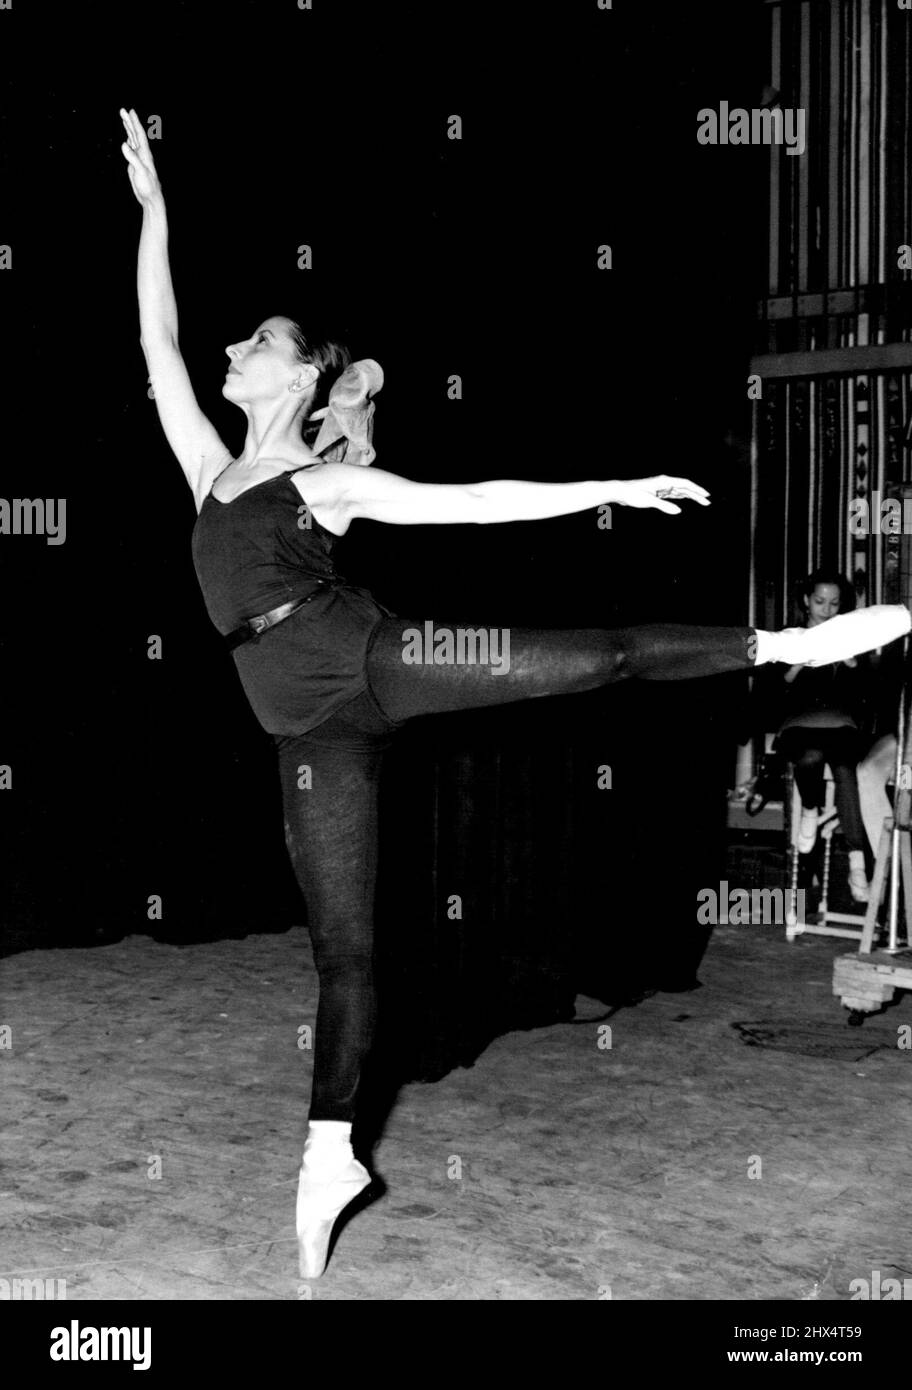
{"left": 366, "top": 618, "right": 755, "bottom": 724}
{"left": 817, "top": 729, "right": 866, "bottom": 854}
{"left": 793, "top": 748, "right": 827, "bottom": 810}
{"left": 275, "top": 732, "right": 384, "bottom": 1122}
{"left": 777, "top": 729, "right": 827, "bottom": 809}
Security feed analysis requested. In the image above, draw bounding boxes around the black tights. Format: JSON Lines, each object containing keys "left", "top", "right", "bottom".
{"left": 276, "top": 619, "right": 755, "bottom": 1121}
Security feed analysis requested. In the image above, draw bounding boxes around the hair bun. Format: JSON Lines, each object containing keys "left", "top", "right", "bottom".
{"left": 311, "top": 359, "right": 384, "bottom": 466}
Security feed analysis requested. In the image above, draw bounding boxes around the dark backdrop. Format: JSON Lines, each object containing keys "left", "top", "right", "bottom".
{"left": 1, "top": 2, "right": 770, "bottom": 1080}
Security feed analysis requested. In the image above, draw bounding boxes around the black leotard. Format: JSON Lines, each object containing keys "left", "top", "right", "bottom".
{"left": 191, "top": 471, "right": 391, "bottom": 736}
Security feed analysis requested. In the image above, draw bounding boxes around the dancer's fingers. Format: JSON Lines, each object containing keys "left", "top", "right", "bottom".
{"left": 661, "top": 475, "right": 708, "bottom": 490}
{"left": 653, "top": 476, "right": 711, "bottom": 501}
{"left": 630, "top": 476, "right": 710, "bottom": 505}
{"left": 119, "top": 109, "right": 136, "bottom": 150}
{"left": 658, "top": 490, "right": 709, "bottom": 506}
{"left": 613, "top": 482, "right": 683, "bottom": 512}
{"left": 668, "top": 490, "right": 710, "bottom": 505}
{"left": 128, "top": 108, "right": 150, "bottom": 156}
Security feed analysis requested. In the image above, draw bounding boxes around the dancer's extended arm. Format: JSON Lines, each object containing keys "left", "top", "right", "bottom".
{"left": 334, "top": 465, "right": 710, "bottom": 526}
{"left": 120, "top": 108, "right": 231, "bottom": 508}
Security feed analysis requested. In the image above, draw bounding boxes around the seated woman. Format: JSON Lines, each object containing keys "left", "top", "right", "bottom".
{"left": 771, "top": 570, "right": 873, "bottom": 903}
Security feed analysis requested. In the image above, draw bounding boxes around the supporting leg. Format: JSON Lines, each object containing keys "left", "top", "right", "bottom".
{"left": 275, "top": 735, "right": 385, "bottom": 1123}
{"left": 274, "top": 733, "right": 384, "bottom": 1279}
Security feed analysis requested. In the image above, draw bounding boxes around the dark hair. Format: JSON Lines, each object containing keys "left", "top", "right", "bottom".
{"left": 798, "top": 568, "right": 856, "bottom": 619}
{"left": 287, "top": 319, "right": 352, "bottom": 418}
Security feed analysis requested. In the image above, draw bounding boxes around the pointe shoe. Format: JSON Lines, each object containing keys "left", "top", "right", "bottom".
{"left": 796, "top": 808, "right": 819, "bottom": 854}
{"left": 296, "top": 1127, "right": 372, "bottom": 1280}
{"left": 296, "top": 1157, "right": 372, "bottom": 1279}
{"left": 774, "top": 605, "right": 911, "bottom": 668}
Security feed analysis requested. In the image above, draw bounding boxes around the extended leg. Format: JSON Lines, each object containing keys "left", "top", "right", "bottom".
{"left": 366, "top": 619, "right": 756, "bottom": 724}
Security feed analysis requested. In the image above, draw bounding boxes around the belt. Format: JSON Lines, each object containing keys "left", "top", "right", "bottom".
{"left": 225, "top": 583, "right": 331, "bottom": 652}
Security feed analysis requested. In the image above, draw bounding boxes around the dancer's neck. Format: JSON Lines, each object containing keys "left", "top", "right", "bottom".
{"left": 235, "top": 396, "right": 315, "bottom": 469}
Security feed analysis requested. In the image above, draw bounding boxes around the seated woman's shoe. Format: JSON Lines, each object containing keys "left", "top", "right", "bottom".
{"left": 296, "top": 1121, "right": 373, "bottom": 1280}
{"left": 848, "top": 870, "right": 870, "bottom": 904}
{"left": 771, "top": 605, "right": 911, "bottom": 667}
{"left": 796, "top": 807, "right": 819, "bottom": 854}
{"left": 848, "top": 850, "right": 870, "bottom": 904}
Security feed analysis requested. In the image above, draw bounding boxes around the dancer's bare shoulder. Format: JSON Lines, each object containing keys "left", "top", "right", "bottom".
{"left": 220, "top": 453, "right": 378, "bottom": 535}
{"left": 283, "top": 456, "right": 355, "bottom": 537}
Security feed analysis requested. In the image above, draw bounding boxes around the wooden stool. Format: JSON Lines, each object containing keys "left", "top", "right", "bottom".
{"left": 785, "top": 764, "right": 867, "bottom": 942}
{"left": 832, "top": 811, "right": 912, "bottom": 1021}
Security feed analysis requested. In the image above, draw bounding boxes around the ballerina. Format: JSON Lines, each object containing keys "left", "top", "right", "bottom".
{"left": 120, "top": 107, "right": 912, "bottom": 1279}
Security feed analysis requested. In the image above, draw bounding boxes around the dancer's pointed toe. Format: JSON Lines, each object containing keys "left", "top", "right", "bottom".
{"left": 296, "top": 1151, "right": 373, "bottom": 1280}
{"left": 770, "top": 604, "right": 911, "bottom": 668}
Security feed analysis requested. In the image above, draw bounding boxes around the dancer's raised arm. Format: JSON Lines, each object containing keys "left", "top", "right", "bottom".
{"left": 333, "top": 467, "right": 711, "bottom": 527}
{"left": 120, "top": 108, "right": 231, "bottom": 508}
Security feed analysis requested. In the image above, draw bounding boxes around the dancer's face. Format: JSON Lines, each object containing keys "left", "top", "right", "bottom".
{"left": 222, "top": 316, "right": 316, "bottom": 404}
{"left": 804, "top": 583, "right": 842, "bottom": 626}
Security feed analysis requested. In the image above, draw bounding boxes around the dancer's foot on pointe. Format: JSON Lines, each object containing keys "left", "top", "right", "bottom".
{"left": 755, "top": 604, "right": 911, "bottom": 668}
{"left": 296, "top": 1121, "right": 373, "bottom": 1280}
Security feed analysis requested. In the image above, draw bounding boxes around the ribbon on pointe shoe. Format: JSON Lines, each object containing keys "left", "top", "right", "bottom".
{"left": 308, "top": 359, "right": 384, "bottom": 467}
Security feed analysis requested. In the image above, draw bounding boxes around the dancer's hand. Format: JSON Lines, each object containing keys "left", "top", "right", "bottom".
{"left": 119, "top": 107, "right": 163, "bottom": 206}
{"left": 609, "top": 476, "right": 711, "bottom": 515}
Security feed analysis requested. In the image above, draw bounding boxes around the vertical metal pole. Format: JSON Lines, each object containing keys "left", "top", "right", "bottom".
{"left": 888, "top": 821, "right": 901, "bottom": 950}
{"left": 888, "top": 637, "right": 910, "bottom": 950}
{"left": 747, "top": 399, "right": 760, "bottom": 787}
